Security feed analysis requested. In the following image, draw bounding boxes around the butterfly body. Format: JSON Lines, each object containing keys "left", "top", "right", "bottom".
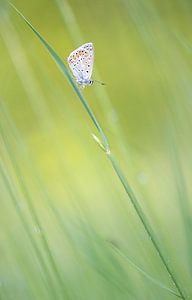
{"left": 67, "top": 42, "right": 94, "bottom": 87}
{"left": 76, "top": 78, "right": 94, "bottom": 86}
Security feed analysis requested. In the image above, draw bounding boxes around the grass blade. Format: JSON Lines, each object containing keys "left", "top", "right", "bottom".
{"left": 9, "top": 3, "right": 109, "bottom": 151}
{"left": 10, "top": 4, "right": 186, "bottom": 299}
{"left": 109, "top": 243, "right": 182, "bottom": 298}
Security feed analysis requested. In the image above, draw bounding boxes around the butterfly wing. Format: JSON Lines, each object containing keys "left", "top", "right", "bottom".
{"left": 67, "top": 42, "right": 94, "bottom": 82}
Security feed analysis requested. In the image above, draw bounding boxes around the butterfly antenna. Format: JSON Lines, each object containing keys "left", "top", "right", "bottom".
{"left": 93, "top": 79, "right": 106, "bottom": 85}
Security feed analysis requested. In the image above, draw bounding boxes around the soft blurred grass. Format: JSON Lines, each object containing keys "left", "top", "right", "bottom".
{"left": 0, "top": 0, "right": 192, "bottom": 299}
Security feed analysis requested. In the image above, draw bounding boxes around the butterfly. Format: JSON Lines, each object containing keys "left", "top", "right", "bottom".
{"left": 67, "top": 42, "right": 104, "bottom": 88}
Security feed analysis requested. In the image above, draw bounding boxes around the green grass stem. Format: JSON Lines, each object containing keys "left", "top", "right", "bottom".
{"left": 10, "top": 4, "right": 186, "bottom": 299}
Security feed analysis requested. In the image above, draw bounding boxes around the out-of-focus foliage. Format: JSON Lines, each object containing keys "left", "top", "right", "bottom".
{"left": 0, "top": 0, "right": 192, "bottom": 299}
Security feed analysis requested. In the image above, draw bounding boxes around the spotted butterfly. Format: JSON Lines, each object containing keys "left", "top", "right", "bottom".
{"left": 67, "top": 42, "right": 104, "bottom": 87}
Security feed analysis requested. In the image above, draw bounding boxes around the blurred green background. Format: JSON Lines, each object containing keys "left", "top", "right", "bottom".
{"left": 0, "top": 0, "right": 192, "bottom": 299}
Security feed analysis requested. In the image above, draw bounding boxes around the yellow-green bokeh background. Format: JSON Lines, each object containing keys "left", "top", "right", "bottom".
{"left": 1, "top": 0, "right": 192, "bottom": 299}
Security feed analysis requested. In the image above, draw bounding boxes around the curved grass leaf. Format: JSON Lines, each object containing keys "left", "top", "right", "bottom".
{"left": 10, "top": 3, "right": 109, "bottom": 152}
{"left": 109, "top": 242, "right": 182, "bottom": 298}
{"left": 10, "top": 4, "right": 186, "bottom": 299}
